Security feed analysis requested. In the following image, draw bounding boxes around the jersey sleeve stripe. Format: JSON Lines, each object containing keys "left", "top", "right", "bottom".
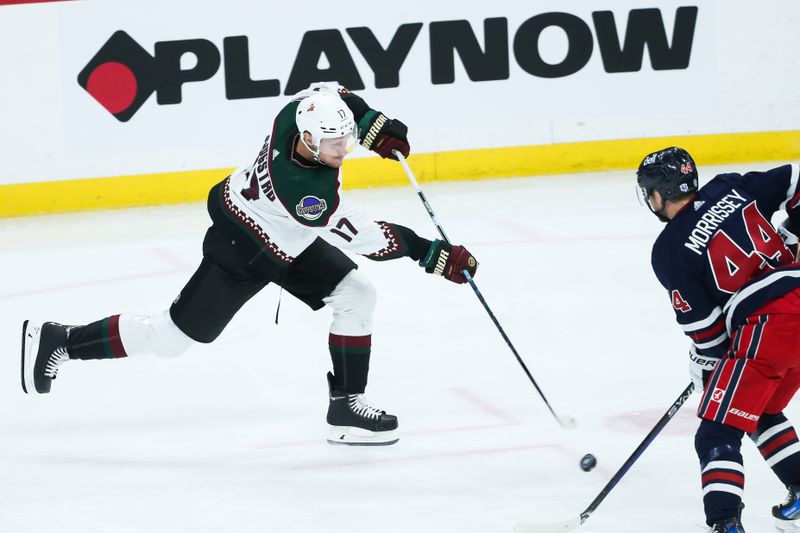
{"left": 779, "top": 163, "right": 800, "bottom": 210}
{"left": 787, "top": 189, "right": 800, "bottom": 210}
{"left": 680, "top": 307, "right": 723, "bottom": 332}
{"left": 693, "top": 331, "right": 729, "bottom": 350}
{"left": 688, "top": 316, "right": 727, "bottom": 342}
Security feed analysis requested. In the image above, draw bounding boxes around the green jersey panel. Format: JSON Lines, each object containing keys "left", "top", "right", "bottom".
{"left": 267, "top": 100, "right": 341, "bottom": 228}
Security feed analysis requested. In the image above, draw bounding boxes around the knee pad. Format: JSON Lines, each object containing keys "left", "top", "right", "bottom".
{"left": 323, "top": 270, "right": 376, "bottom": 336}
{"left": 695, "top": 419, "right": 745, "bottom": 467}
{"left": 118, "top": 310, "right": 195, "bottom": 358}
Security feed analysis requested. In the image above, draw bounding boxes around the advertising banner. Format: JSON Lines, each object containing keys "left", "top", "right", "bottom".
{"left": 1, "top": 1, "right": 799, "bottom": 214}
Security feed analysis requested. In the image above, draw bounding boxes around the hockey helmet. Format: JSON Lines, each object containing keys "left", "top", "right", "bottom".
{"left": 636, "top": 146, "right": 699, "bottom": 202}
{"left": 295, "top": 91, "right": 357, "bottom": 163}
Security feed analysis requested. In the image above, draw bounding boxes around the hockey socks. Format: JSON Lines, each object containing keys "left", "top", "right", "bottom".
{"left": 66, "top": 315, "right": 128, "bottom": 360}
{"left": 751, "top": 412, "right": 800, "bottom": 487}
{"left": 696, "top": 420, "right": 746, "bottom": 526}
{"left": 752, "top": 414, "right": 800, "bottom": 526}
{"left": 328, "top": 333, "right": 370, "bottom": 393}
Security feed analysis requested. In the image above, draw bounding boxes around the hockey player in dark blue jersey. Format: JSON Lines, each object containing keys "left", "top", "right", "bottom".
{"left": 638, "top": 147, "right": 800, "bottom": 533}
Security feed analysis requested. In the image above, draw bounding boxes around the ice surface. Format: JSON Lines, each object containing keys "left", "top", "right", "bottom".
{"left": 1, "top": 165, "right": 795, "bottom": 532}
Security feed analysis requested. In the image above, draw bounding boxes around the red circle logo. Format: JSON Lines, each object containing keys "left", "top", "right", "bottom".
{"left": 85, "top": 61, "right": 138, "bottom": 114}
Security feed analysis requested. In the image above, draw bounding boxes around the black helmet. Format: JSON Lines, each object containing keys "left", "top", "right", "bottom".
{"left": 636, "top": 147, "right": 698, "bottom": 201}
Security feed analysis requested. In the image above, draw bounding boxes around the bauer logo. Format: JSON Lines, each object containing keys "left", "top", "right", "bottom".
{"left": 296, "top": 196, "right": 328, "bottom": 220}
{"left": 728, "top": 408, "right": 758, "bottom": 422}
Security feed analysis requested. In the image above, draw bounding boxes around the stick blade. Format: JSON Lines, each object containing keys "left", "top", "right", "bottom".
{"left": 514, "top": 516, "right": 582, "bottom": 533}
{"left": 558, "top": 415, "right": 577, "bottom": 429}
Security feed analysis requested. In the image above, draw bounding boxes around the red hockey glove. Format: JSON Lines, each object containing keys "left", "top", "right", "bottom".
{"left": 360, "top": 112, "right": 410, "bottom": 160}
{"left": 419, "top": 240, "right": 478, "bottom": 284}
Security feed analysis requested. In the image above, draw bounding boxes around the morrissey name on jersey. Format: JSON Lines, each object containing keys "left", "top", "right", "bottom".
{"left": 684, "top": 189, "right": 746, "bottom": 255}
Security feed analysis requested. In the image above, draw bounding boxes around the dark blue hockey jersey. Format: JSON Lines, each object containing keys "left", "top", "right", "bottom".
{"left": 651, "top": 164, "right": 800, "bottom": 358}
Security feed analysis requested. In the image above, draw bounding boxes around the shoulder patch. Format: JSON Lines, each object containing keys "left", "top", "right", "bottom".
{"left": 296, "top": 195, "right": 328, "bottom": 221}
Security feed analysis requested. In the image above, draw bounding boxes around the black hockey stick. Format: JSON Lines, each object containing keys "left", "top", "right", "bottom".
{"left": 514, "top": 382, "right": 696, "bottom": 532}
{"left": 393, "top": 150, "right": 575, "bottom": 429}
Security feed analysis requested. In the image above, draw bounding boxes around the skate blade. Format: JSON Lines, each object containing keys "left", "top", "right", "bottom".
{"left": 20, "top": 320, "right": 41, "bottom": 395}
{"left": 776, "top": 518, "right": 800, "bottom": 532}
{"left": 326, "top": 425, "right": 399, "bottom": 446}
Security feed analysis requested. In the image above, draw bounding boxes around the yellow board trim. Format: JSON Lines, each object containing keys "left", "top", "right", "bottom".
{"left": 3, "top": 130, "right": 800, "bottom": 217}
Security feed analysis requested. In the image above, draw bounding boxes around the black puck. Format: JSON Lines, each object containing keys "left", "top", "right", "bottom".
{"left": 580, "top": 453, "right": 597, "bottom": 472}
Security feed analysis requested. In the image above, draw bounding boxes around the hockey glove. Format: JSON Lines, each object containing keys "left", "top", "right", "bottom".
{"left": 419, "top": 239, "right": 478, "bottom": 284}
{"left": 689, "top": 347, "right": 719, "bottom": 392}
{"left": 360, "top": 112, "right": 410, "bottom": 160}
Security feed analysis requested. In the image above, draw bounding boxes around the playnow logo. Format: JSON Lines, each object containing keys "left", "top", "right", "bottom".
{"left": 78, "top": 7, "right": 697, "bottom": 122}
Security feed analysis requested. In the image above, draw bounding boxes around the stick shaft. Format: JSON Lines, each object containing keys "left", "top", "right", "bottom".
{"left": 579, "top": 382, "right": 696, "bottom": 522}
{"left": 395, "top": 152, "right": 451, "bottom": 243}
{"left": 394, "top": 150, "right": 568, "bottom": 427}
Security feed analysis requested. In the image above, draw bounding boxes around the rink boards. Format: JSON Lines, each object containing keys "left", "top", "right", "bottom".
{"left": 2, "top": 1, "right": 800, "bottom": 216}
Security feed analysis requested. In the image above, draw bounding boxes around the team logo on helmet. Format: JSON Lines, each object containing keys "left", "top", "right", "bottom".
{"left": 296, "top": 195, "right": 328, "bottom": 220}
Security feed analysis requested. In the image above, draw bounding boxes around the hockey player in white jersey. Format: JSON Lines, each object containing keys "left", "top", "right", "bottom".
{"left": 21, "top": 82, "right": 478, "bottom": 446}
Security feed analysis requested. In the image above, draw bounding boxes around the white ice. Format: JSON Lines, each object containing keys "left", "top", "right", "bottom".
{"left": 1, "top": 165, "right": 796, "bottom": 533}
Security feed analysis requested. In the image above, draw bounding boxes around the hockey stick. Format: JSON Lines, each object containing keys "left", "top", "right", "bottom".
{"left": 393, "top": 150, "right": 575, "bottom": 429}
{"left": 514, "top": 382, "right": 696, "bottom": 532}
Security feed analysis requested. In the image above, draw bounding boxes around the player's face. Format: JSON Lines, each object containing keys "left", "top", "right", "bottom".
{"left": 319, "top": 130, "right": 357, "bottom": 168}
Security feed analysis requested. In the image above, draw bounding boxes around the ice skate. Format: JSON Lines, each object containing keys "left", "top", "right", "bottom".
{"left": 325, "top": 372, "right": 398, "bottom": 446}
{"left": 709, "top": 517, "right": 746, "bottom": 533}
{"left": 21, "top": 321, "right": 70, "bottom": 394}
{"left": 774, "top": 485, "right": 800, "bottom": 531}
{"left": 709, "top": 503, "right": 746, "bottom": 533}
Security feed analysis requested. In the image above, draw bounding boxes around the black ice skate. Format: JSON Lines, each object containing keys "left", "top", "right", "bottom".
{"left": 21, "top": 321, "right": 70, "bottom": 394}
{"left": 774, "top": 485, "right": 800, "bottom": 531}
{"left": 326, "top": 372, "right": 398, "bottom": 446}
{"left": 709, "top": 518, "right": 746, "bottom": 533}
{"left": 709, "top": 503, "right": 746, "bottom": 533}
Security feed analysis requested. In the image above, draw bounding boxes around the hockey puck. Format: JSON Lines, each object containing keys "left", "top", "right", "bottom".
{"left": 580, "top": 453, "right": 597, "bottom": 472}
